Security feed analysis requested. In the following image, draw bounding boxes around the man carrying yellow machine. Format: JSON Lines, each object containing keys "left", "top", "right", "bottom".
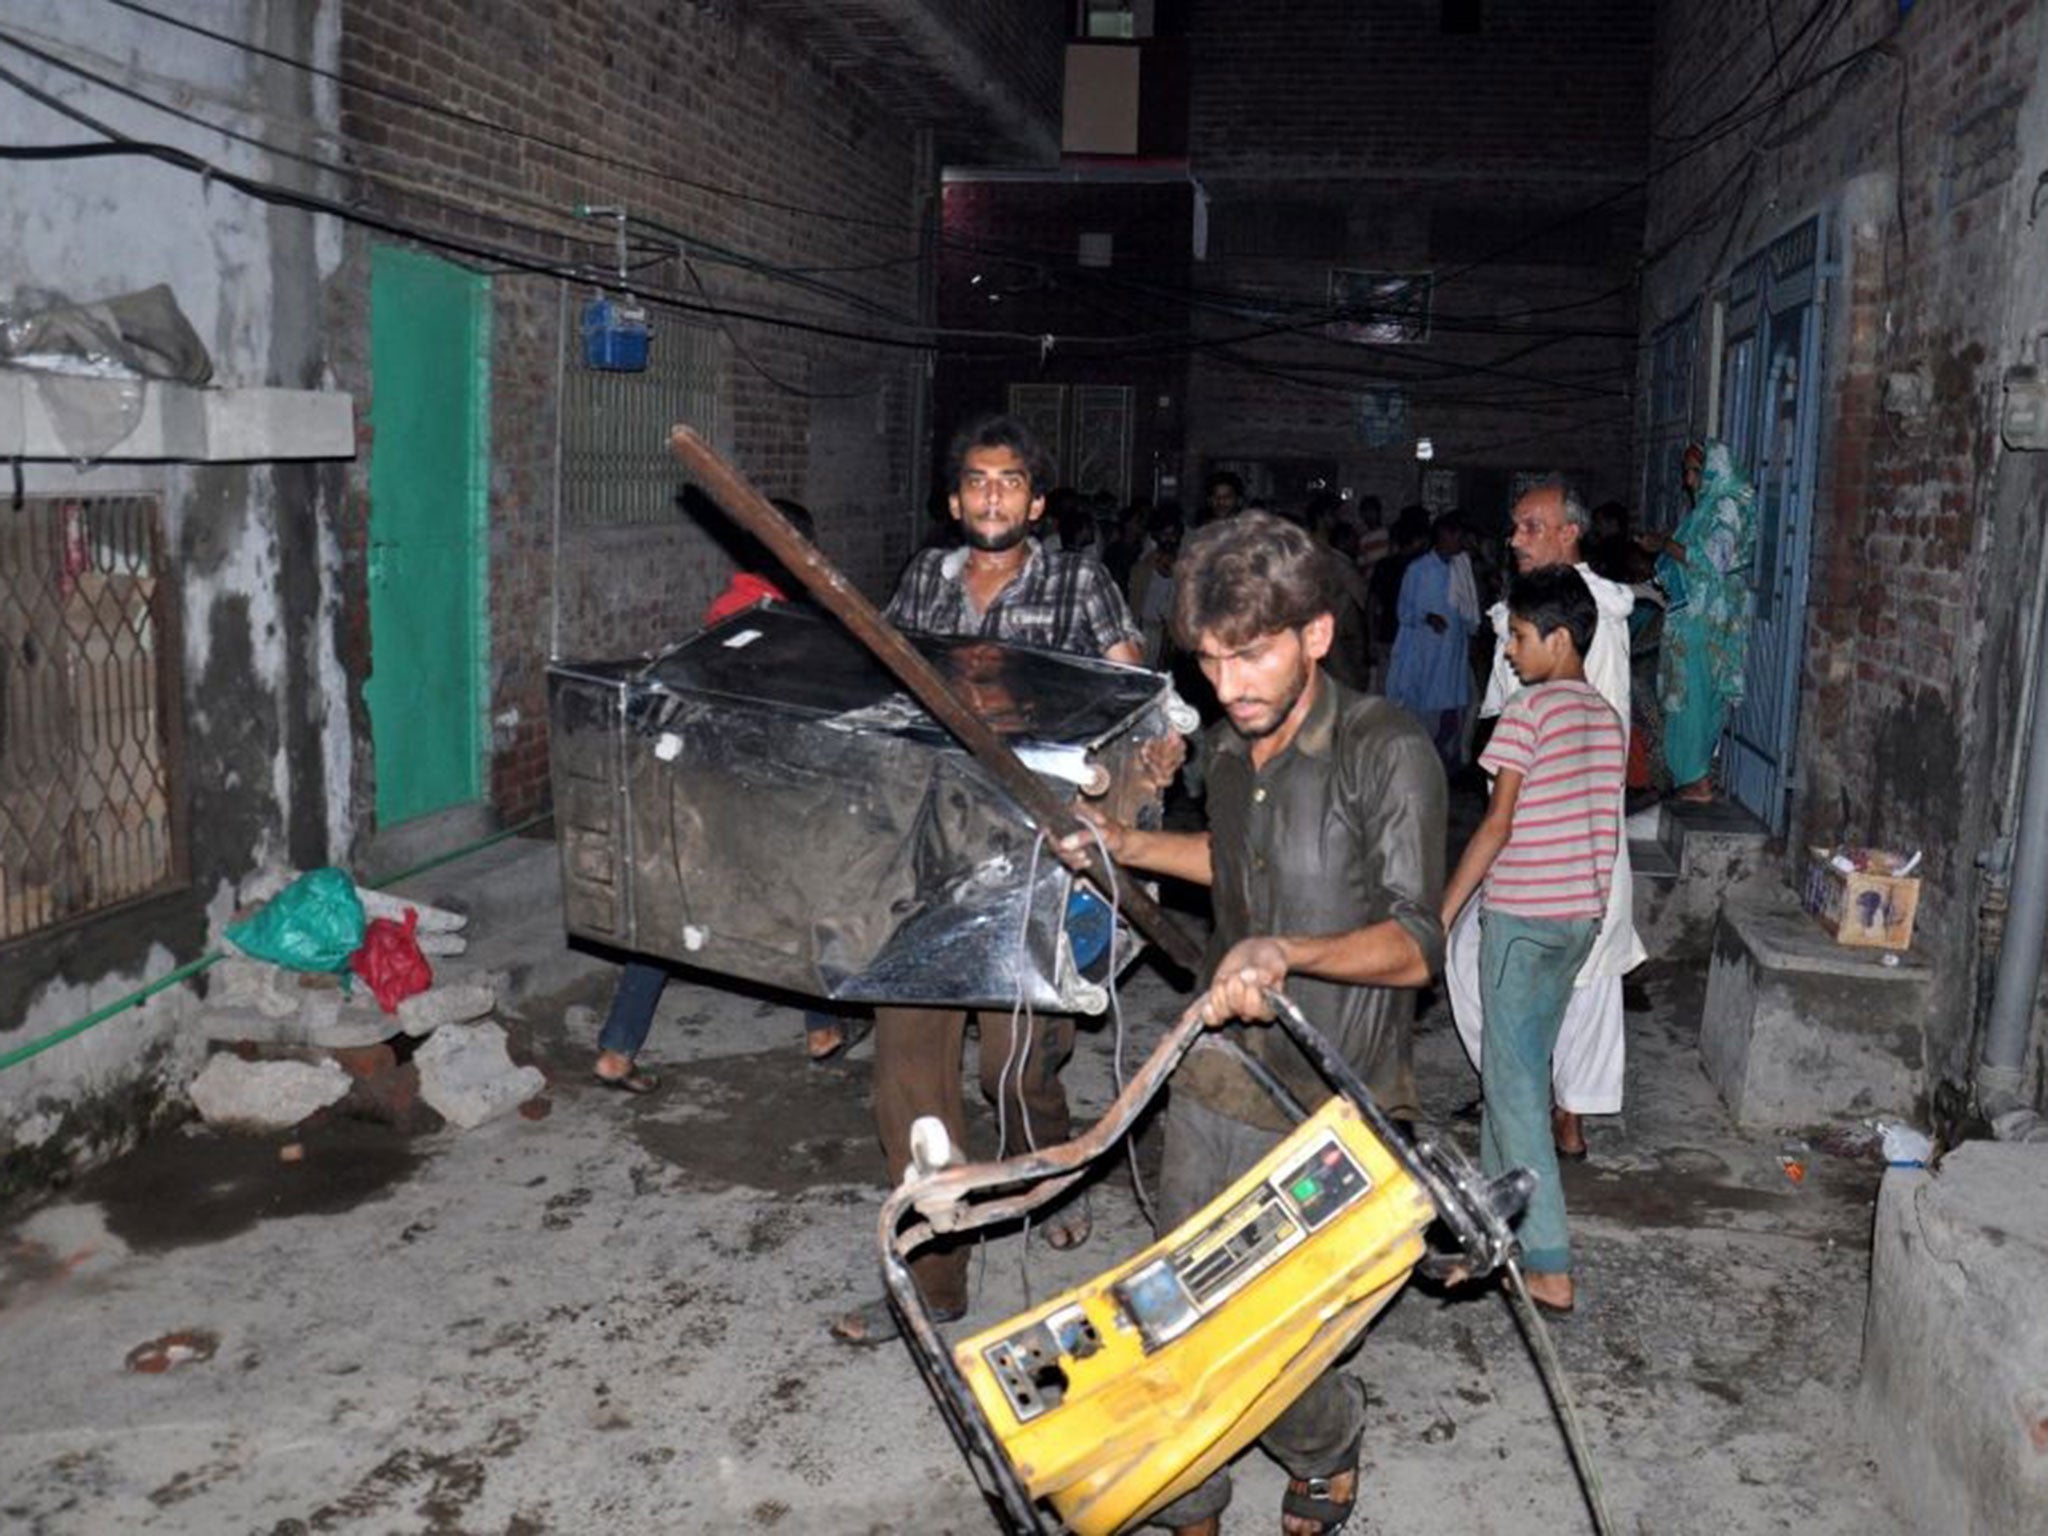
{"left": 1070, "top": 511, "right": 1448, "bottom": 1536}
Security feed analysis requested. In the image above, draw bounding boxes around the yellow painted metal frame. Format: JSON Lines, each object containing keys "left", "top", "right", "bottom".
{"left": 951, "top": 1095, "right": 1433, "bottom": 1535}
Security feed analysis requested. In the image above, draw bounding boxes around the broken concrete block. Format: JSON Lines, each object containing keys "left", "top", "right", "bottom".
{"left": 396, "top": 981, "right": 498, "bottom": 1038}
{"left": 356, "top": 886, "right": 467, "bottom": 933}
{"left": 414, "top": 1020, "right": 545, "bottom": 1130}
{"left": 197, "top": 993, "right": 392, "bottom": 1052}
{"left": 188, "top": 1054, "right": 351, "bottom": 1131}
{"left": 208, "top": 957, "right": 305, "bottom": 1020}
{"left": 415, "top": 930, "right": 469, "bottom": 957}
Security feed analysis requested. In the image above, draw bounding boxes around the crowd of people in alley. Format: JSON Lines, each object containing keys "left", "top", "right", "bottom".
{"left": 584, "top": 413, "right": 1761, "bottom": 1536}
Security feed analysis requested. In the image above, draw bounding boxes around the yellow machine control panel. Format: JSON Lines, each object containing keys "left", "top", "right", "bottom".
{"left": 1114, "top": 1133, "right": 1368, "bottom": 1354}
{"left": 952, "top": 1097, "right": 1434, "bottom": 1534}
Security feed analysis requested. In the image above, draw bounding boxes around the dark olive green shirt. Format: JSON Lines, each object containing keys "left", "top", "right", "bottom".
{"left": 1179, "top": 674, "right": 1447, "bottom": 1129}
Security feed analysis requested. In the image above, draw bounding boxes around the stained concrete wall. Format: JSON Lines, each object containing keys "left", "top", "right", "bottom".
{"left": 0, "top": 2, "right": 350, "bottom": 1194}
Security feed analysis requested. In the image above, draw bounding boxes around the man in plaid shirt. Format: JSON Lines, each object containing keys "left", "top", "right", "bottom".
{"left": 832, "top": 414, "right": 1151, "bottom": 1345}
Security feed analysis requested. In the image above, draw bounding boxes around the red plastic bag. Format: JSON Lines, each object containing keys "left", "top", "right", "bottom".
{"left": 347, "top": 909, "right": 433, "bottom": 1014}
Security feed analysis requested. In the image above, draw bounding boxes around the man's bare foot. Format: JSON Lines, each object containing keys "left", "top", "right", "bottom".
{"left": 1673, "top": 778, "right": 1715, "bottom": 803}
{"left": 1552, "top": 1105, "right": 1588, "bottom": 1159}
{"left": 805, "top": 1022, "right": 846, "bottom": 1060}
{"left": 1523, "top": 1270, "right": 1575, "bottom": 1313}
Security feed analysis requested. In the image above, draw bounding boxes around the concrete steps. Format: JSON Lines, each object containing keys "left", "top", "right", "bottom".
{"left": 1631, "top": 797, "right": 1776, "bottom": 959}
{"left": 1699, "top": 886, "right": 1930, "bottom": 1127}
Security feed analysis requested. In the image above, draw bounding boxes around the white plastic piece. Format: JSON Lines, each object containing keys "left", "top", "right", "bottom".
{"left": 722, "top": 628, "right": 763, "bottom": 648}
{"left": 908, "top": 1116, "right": 955, "bottom": 1179}
{"left": 1877, "top": 1120, "right": 1934, "bottom": 1166}
{"left": 654, "top": 732, "right": 684, "bottom": 762}
{"left": 681, "top": 924, "right": 707, "bottom": 951}
{"left": 1014, "top": 743, "right": 1097, "bottom": 787}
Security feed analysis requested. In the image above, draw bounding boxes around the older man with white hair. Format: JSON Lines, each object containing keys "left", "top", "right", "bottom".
{"left": 1447, "top": 478, "right": 1643, "bottom": 1159}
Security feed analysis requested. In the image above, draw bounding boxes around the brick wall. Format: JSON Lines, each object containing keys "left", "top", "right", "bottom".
{"left": 1640, "top": 0, "right": 2048, "bottom": 1089}
{"left": 1190, "top": 0, "right": 1652, "bottom": 179}
{"left": 1180, "top": 0, "right": 1653, "bottom": 524}
{"left": 332, "top": 0, "right": 934, "bottom": 828}
{"left": 935, "top": 178, "right": 1194, "bottom": 500}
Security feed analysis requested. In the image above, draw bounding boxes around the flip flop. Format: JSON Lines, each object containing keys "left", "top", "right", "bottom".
{"left": 807, "top": 1018, "right": 873, "bottom": 1064}
{"left": 592, "top": 1067, "right": 660, "bottom": 1095}
{"left": 1280, "top": 1376, "right": 1367, "bottom": 1534}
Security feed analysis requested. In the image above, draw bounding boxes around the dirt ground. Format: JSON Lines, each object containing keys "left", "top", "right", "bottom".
{"left": 0, "top": 905, "right": 1907, "bottom": 1536}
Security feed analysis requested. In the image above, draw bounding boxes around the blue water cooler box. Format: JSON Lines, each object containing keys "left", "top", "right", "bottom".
{"left": 581, "top": 296, "right": 651, "bottom": 371}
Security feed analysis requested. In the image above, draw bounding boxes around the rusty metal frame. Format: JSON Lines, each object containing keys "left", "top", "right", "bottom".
{"left": 0, "top": 494, "right": 187, "bottom": 948}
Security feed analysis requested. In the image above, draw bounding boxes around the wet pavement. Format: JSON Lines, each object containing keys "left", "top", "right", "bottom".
{"left": 0, "top": 885, "right": 1904, "bottom": 1534}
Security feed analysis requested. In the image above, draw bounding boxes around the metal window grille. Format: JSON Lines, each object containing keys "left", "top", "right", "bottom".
{"left": 560, "top": 316, "right": 725, "bottom": 526}
{"left": 0, "top": 496, "right": 182, "bottom": 942}
{"left": 1326, "top": 269, "right": 1433, "bottom": 345}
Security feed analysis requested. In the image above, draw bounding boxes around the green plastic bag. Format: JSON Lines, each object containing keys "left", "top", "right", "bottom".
{"left": 225, "top": 867, "right": 367, "bottom": 974}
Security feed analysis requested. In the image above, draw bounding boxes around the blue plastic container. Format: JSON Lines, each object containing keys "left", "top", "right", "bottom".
{"left": 581, "top": 297, "right": 651, "bottom": 371}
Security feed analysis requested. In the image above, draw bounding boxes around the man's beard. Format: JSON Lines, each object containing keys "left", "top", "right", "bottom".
{"left": 1226, "top": 670, "right": 1309, "bottom": 740}
{"left": 962, "top": 520, "right": 1031, "bottom": 553}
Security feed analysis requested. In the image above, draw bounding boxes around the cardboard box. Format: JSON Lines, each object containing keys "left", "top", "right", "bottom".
{"left": 1802, "top": 848, "right": 1921, "bottom": 950}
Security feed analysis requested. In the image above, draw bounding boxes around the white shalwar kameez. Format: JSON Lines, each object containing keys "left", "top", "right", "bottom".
{"left": 1447, "top": 562, "right": 1644, "bottom": 1114}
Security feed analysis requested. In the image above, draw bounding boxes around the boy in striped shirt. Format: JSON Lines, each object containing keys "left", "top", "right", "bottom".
{"left": 1439, "top": 566, "right": 1624, "bottom": 1314}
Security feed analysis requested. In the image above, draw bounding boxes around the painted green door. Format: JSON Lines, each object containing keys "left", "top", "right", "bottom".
{"left": 366, "top": 246, "right": 490, "bottom": 826}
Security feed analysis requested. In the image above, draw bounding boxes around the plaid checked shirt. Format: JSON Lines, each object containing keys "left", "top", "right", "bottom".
{"left": 885, "top": 540, "right": 1142, "bottom": 658}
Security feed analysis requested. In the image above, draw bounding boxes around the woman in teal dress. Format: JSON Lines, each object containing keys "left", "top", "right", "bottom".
{"left": 1650, "top": 441, "right": 1757, "bottom": 801}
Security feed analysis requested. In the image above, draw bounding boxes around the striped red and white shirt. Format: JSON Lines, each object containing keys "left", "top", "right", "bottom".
{"left": 1479, "top": 680, "right": 1625, "bottom": 920}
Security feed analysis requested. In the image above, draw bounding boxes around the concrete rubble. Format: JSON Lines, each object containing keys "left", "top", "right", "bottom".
{"left": 414, "top": 1019, "right": 548, "bottom": 1130}
{"left": 186, "top": 1053, "right": 351, "bottom": 1131}
{"left": 198, "top": 928, "right": 526, "bottom": 1137}
{"left": 396, "top": 978, "right": 497, "bottom": 1037}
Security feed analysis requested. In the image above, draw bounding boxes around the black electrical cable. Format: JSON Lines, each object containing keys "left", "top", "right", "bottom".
{"left": 1650, "top": 0, "right": 1845, "bottom": 149}
{"left": 0, "top": 33, "right": 1667, "bottom": 390}
{"left": 52, "top": 2, "right": 1648, "bottom": 384}
{"left": 0, "top": 120, "right": 936, "bottom": 355}
{"left": 94, "top": 0, "right": 932, "bottom": 239}
{"left": 0, "top": 25, "right": 933, "bottom": 338}
{"left": 82, "top": 0, "right": 1683, "bottom": 347}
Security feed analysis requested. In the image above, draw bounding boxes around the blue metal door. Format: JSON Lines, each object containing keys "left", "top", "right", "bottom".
{"left": 1720, "top": 217, "right": 1826, "bottom": 833}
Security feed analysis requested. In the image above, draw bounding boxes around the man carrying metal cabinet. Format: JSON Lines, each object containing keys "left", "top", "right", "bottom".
{"left": 830, "top": 412, "right": 1172, "bottom": 1346}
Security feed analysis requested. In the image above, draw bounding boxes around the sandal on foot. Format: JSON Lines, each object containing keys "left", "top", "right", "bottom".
{"left": 1414, "top": 1250, "right": 1481, "bottom": 1289}
{"left": 806, "top": 1018, "right": 872, "bottom": 1063}
{"left": 1040, "top": 1192, "right": 1092, "bottom": 1252}
{"left": 828, "top": 1294, "right": 962, "bottom": 1347}
{"left": 1282, "top": 1378, "right": 1366, "bottom": 1534}
{"left": 592, "top": 1067, "right": 659, "bottom": 1095}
